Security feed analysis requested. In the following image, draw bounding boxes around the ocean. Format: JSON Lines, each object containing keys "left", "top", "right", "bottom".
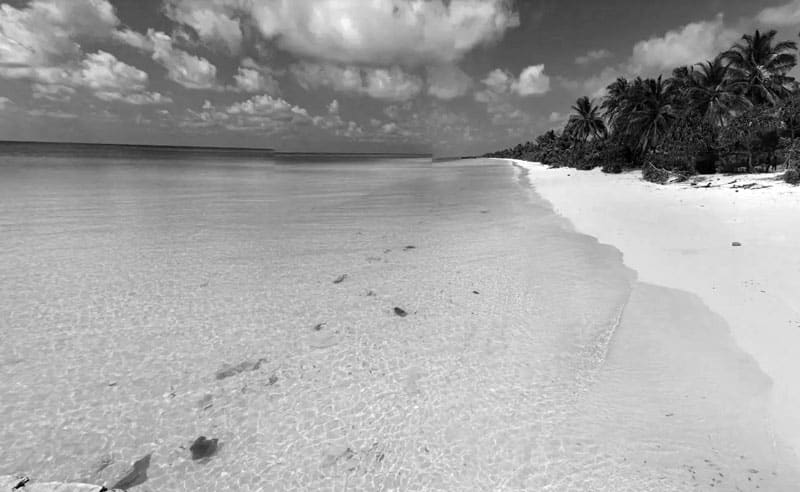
{"left": 0, "top": 144, "right": 797, "bottom": 490}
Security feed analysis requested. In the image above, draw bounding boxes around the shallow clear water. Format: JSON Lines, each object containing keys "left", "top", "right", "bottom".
{"left": 0, "top": 154, "right": 797, "bottom": 490}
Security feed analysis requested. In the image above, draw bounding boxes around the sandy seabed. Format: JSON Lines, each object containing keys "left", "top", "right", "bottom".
{"left": 2, "top": 156, "right": 799, "bottom": 491}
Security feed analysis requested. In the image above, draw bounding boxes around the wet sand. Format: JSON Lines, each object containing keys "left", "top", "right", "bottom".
{"left": 509, "top": 158, "right": 800, "bottom": 467}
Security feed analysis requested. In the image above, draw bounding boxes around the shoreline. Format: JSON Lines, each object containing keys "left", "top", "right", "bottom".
{"left": 501, "top": 158, "right": 800, "bottom": 462}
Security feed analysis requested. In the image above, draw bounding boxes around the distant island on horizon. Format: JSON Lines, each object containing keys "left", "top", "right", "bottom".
{"left": 0, "top": 140, "right": 432, "bottom": 159}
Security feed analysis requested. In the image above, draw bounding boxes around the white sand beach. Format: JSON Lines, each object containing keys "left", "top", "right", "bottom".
{"left": 506, "top": 159, "right": 800, "bottom": 461}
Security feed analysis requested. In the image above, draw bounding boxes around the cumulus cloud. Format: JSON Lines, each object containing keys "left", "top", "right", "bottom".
{"left": 473, "top": 66, "right": 547, "bottom": 127}
{"left": 0, "top": 0, "right": 120, "bottom": 83}
{"left": 164, "top": 0, "right": 243, "bottom": 53}
{"left": 629, "top": 14, "right": 738, "bottom": 72}
{"left": 232, "top": 58, "right": 280, "bottom": 93}
{"left": 575, "top": 49, "right": 613, "bottom": 65}
{"left": 514, "top": 65, "right": 551, "bottom": 96}
{"left": 184, "top": 94, "right": 312, "bottom": 133}
{"left": 426, "top": 64, "right": 473, "bottom": 100}
{"left": 166, "top": 0, "right": 519, "bottom": 66}
{"left": 291, "top": 62, "right": 423, "bottom": 101}
{"left": 149, "top": 31, "right": 218, "bottom": 89}
{"left": 757, "top": 0, "right": 800, "bottom": 26}
{"left": 475, "top": 65, "right": 551, "bottom": 102}
{"left": 32, "top": 83, "right": 75, "bottom": 101}
{"left": 565, "top": 15, "right": 740, "bottom": 98}
{"left": 0, "top": 0, "right": 119, "bottom": 70}
{"left": 0, "top": 0, "right": 171, "bottom": 105}
{"left": 79, "top": 50, "right": 170, "bottom": 104}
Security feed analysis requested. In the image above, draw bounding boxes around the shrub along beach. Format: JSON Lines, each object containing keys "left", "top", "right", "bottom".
{"left": 487, "top": 29, "right": 800, "bottom": 185}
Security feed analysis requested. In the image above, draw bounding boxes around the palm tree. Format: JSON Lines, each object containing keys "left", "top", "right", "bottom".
{"left": 601, "top": 77, "right": 630, "bottom": 129}
{"left": 627, "top": 76, "right": 678, "bottom": 153}
{"left": 566, "top": 96, "right": 607, "bottom": 142}
{"left": 723, "top": 29, "right": 798, "bottom": 106}
{"left": 688, "top": 56, "right": 751, "bottom": 126}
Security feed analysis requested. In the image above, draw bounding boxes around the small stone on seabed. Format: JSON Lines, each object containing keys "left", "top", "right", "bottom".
{"left": 111, "top": 454, "right": 151, "bottom": 490}
{"left": 732, "top": 242, "right": 742, "bottom": 247}
{"left": 215, "top": 359, "right": 265, "bottom": 380}
{"left": 190, "top": 436, "right": 219, "bottom": 461}
{"left": 333, "top": 274, "right": 348, "bottom": 284}
{"left": 394, "top": 307, "right": 408, "bottom": 317}
{"left": 403, "top": 245, "right": 416, "bottom": 251}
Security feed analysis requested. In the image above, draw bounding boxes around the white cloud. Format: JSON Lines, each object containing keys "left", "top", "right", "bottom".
{"left": 475, "top": 65, "right": 551, "bottom": 102}
{"left": 169, "top": 0, "right": 519, "bottom": 66}
{"left": 514, "top": 65, "right": 551, "bottom": 96}
{"left": 227, "top": 94, "right": 311, "bottom": 121}
{"left": 164, "top": 0, "right": 243, "bottom": 53}
{"left": 427, "top": 64, "right": 473, "bottom": 100}
{"left": 32, "top": 83, "right": 75, "bottom": 101}
{"left": 0, "top": 0, "right": 171, "bottom": 105}
{"left": 473, "top": 67, "right": 546, "bottom": 127}
{"left": 328, "top": 99, "right": 340, "bottom": 115}
{"left": 0, "top": 0, "right": 120, "bottom": 78}
{"left": 149, "top": 30, "right": 218, "bottom": 89}
{"left": 233, "top": 59, "right": 280, "bottom": 93}
{"left": 291, "top": 62, "right": 423, "bottom": 101}
{"left": 565, "top": 15, "right": 741, "bottom": 98}
{"left": 629, "top": 14, "right": 738, "bottom": 72}
{"left": 365, "top": 67, "right": 424, "bottom": 101}
{"left": 575, "top": 49, "right": 613, "bottom": 65}
{"left": 80, "top": 51, "right": 147, "bottom": 93}
{"left": 757, "top": 0, "right": 800, "bottom": 26}
{"left": 80, "top": 51, "right": 171, "bottom": 105}
{"left": 113, "top": 29, "right": 153, "bottom": 51}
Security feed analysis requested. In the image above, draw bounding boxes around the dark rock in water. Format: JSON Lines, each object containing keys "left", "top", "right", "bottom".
{"left": 111, "top": 454, "right": 151, "bottom": 490}
{"left": 215, "top": 359, "right": 265, "bottom": 380}
{"left": 393, "top": 307, "right": 408, "bottom": 317}
{"left": 403, "top": 246, "right": 416, "bottom": 251}
{"left": 472, "top": 290, "right": 480, "bottom": 295}
{"left": 190, "top": 436, "right": 219, "bottom": 461}
{"left": 366, "top": 290, "right": 377, "bottom": 297}
{"left": 312, "top": 322, "right": 326, "bottom": 331}
{"left": 732, "top": 242, "right": 742, "bottom": 247}
{"left": 333, "top": 274, "right": 348, "bottom": 284}
{"left": 268, "top": 375, "right": 279, "bottom": 385}
{"left": 5, "top": 475, "right": 29, "bottom": 489}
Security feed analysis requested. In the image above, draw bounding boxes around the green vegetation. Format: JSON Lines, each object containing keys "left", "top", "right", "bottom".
{"left": 486, "top": 29, "right": 800, "bottom": 185}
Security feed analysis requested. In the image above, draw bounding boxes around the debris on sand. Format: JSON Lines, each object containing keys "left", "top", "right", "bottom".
{"left": 0, "top": 476, "right": 109, "bottom": 491}
{"left": 198, "top": 394, "right": 213, "bottom": 411}
{"left": 215, "top": 359, "right": 266, "bottom": 380}
{"left": 472, "top": 290, "right": 480, "bottom": 295}
{"left": 393, "top": 307, "right": 408, "bottom": 317}
{"left": 313, "top": 322, "right": 326, "bottom": 331}
{"left": 333, "top": 274, "right": 348, "bottom": 284}
{"left": 403, "top": 246, "right": 416, "bottom": 251}
{"left": 190, "top": 436, "right": 219, "bottom": 461}
{"left": 111, "top": 454, "right": 151, "bottom": 490}
{"left": 732, "top": 242, "right": 742, "bottom": 247}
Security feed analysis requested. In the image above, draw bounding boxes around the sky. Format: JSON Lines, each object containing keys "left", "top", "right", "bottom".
{"left": 1, "top": 0, "right": 799, "bottom": 155}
